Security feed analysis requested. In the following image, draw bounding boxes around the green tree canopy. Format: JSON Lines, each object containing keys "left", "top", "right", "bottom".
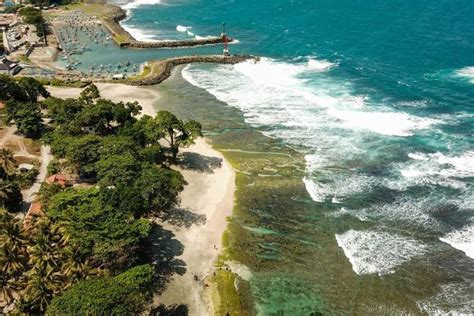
{"left": 5, "top": 102, "right": 44, "bottom": 138}
{"left": 47, "top": 264, "right": 154, "bottom": 315}
{"left": 17, "top": 77, "right": 50, "bottom": 103}
{"left": 0, "top": 180, "right": 22, "bottom": 212}
{"left": 79, "top": 83, "right": 100, "bottom": 104}
{"left": 45, "top": 188, "right": 151, "bottom": 270}
{"left": 18, "top": 7, "right": 43, "bottom": 24}
{"left": 0, "top": 75, "right": 27, "bottom": 102}
{"left": 42, "top": 97, "right": 84, "bottom": 127}
{"left": 151, "top": 111, "right": 202, "bottom": 162}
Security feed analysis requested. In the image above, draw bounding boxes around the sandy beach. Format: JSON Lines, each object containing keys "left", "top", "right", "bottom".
{"left": 47, "top": 83, "right": 160, "bottom": 117}
{"left": 47, "top": 83, "right": 235, "bottom": 315}
{"left": 156, "top": 138, "right": 235, "bottom": 315}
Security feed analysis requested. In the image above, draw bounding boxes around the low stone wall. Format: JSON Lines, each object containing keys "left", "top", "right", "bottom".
{"left": 103, "top": 5, "right": 231, "bottom": 49}
{"left": 123, "top": 54, "right": 258, "bottom": 86}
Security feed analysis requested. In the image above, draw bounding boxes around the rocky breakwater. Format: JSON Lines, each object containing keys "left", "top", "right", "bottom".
{"left": 103, "top": 5, "right": 233, "bottom": 48}
{"left": 125, "top": 55, "right": 259, "bottom": 86}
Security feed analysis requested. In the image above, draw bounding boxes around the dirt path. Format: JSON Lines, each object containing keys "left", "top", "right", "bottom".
{"left": 0, "top": 126, "right": 16, "bottom": 147}
{"left": 22, "top": 145, "right": 52, "bottom": 203}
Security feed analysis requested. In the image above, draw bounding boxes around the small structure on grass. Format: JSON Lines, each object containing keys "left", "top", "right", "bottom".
{"left": 0, "top": 56, "right": 21, "bottom": 74}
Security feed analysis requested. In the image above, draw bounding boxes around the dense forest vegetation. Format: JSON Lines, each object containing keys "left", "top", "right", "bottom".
{"left": 0, "top": 75, "right": 202, "bottom": 314}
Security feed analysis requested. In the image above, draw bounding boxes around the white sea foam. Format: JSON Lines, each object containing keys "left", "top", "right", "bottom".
{"left": 439, "top": 224, "right": 474, "bottom": 258}
{"left": 176, "top": 25, "right": 190, "bottom": 32}
{"left": 181, "top": 57, "right": 442, "bottom": 204}
{"left": 327, "top": 109, "right": 437, "bottom": 136}
{"left": 335, "top": 230, "right": 428, "bottom": 275}
{"left": 302, "top": 177, "right": 325, "bottom": 202}
{"left": 307, "top": 58, "right": 336, "bottom": 72}
{"left": 346, "top": 197, "right": 440, "bottom": 229}
{"left": 122, "top": 0, "right": 161, "bottom": 10}
{"left": 396, "top": 151, "right": 474, "bottom": 190}
{"left": 418, "top": 283, "right": 474, "bottom": 315}
{"left": 121, "top": 24, "right": 158, "bottom": 42}
{"left": 120, "top": 0, "right": 163, "bottom": 41}
{"left": 456, "top": 66, "right": 474, "bottom": 84}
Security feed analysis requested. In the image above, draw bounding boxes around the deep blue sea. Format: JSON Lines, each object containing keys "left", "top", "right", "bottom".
{"left": 68, "top": 0, "right": 474, "bottom": 313}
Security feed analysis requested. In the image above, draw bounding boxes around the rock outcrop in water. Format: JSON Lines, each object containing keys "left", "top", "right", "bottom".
{"left": 102, "top": 5, "right": 233, "bottom": 48}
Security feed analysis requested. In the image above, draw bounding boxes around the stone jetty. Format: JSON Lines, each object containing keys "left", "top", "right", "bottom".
{"left": 123, "top": 55, "right": 258, "bottom": 86}
{"left": 102, "top": 6, "right": 232, "bottom": 48}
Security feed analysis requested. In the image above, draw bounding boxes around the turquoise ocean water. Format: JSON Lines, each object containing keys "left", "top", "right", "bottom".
{"left": 66, "top": 0, "right": 474, "bottom": 314}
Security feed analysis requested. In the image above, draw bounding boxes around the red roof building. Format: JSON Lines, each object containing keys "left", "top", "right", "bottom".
{"left": 23, "top": 201, "right": 43, "bottom": 229}
{"left": 46, "top": 173, "right": 67, "bottom": 187}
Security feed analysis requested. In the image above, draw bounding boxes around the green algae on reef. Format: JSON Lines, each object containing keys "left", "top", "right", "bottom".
{"left": 152, "top": 67, "right": 435, "bottom": 315}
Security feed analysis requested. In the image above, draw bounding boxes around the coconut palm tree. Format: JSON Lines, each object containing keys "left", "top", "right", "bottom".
{"left": 60, "top": 245, "right": 103, "bottom": 289}
{"left": 21, "top": 264, "right": 62, "bottom": 313}
{"left": 0, "top": 210, "right": 26, "bottom": 249}
{"left": 0, "top": 148, "right": 16, "bottom": 179}
{"left": 0, "top": 272, "right": 22, "bottom": 307}
{"left": 1, "top": 241, "right": 27, "bottom": 277}
{"left": 19, "top": 220, "right": 68, "bottom": 313}
{"left": 0, "top": 211, "right": 27, "bottom": 306}
{"left": 27, "top": 219, "right": 67, "bottom": 271}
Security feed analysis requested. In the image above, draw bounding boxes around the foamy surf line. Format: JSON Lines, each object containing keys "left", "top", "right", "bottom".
{"left": 456, "top": 66, "right": 474, "bottom": 83}
{"left": 439, "top": 224, "right": 474, "bottom": 259}
{"left": 122, "top": 0, "right": 162, "bottom": 10}
{"left": 327, "top": 109, "right": 438, "bottom": 137}
{"left": 120, "top": 24, "right": 159, "bottom": 42}
{"left": 181, "top": 57, "right": 438, "bottom": 206}
{"left": 120, "top": 0, "right": 164, "bottom": 41}
{"left": 176, "top": 25, "right": 209, "bottom": 39}
{"left": 335, "top": 230, "right": 428, "bottom": 275}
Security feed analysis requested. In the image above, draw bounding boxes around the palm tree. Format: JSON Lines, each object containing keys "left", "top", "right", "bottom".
{"left": 0, "top": 272, "right": 22, "bottom": 306}
{"left": 0, "top": 211, "right": 27, "bottom": 306}
{"left": 60, "top": 245, "right": 102, "bottom": 289}
{"left": 27, "top": 219, "right": 67, "bottom": 271}
{"left": 0, "top": 210, "right": 26, "bottom": 249}
{"left": 21, "top": 265, "right": 61, "bottom": 313}
{"left": 0, "top": 182, "right": 14, "bottom": 208}
{"left": 0, "top": 148, "right": 16, "bottom": 179}
{"left": 1, "top": 241, "right": 27, "bottom": 277}
{"left": 18, "top": 219, "right": 69, "bottom": 313}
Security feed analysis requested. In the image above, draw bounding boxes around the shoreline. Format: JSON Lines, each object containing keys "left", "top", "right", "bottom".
{"left": 47, "top": 82, "right": 236, "bottom": 315}
{"left": 17, "top": 3, "right": 258, "bottom": 86}
{"left": 156, "top": 138, "right": 235, "bottom": 315}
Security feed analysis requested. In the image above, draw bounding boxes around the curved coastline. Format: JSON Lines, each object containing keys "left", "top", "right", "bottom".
{"left": 46, "top": 82, "right": 240, "bottom": 315}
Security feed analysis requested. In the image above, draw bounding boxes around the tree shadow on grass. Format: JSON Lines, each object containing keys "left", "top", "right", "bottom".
{"left": 156, "top": 207, "right": 206, "bottom": 229}
{"left": 178, "top": 152, "right": 222, "bottom": 174}
{"left": 143, "top": 224, "right": 187, "bottom": 294}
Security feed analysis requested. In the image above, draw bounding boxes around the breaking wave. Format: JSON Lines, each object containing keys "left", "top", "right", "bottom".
{"left": 439, "top": 224, "right": 474, "bottom": 259}
{"left": 456, "top": 66, "right": 474, "bottom": 84}
{"left": 176, "top": 24, "right": 190, "bottom": 32}
{"left": 122, "top": 0, "right": 161, "bottom": 10}
{"left": 121, "top": 24, "right": 158, "bottom": 42}
{"left": 335, "top": 230, "right": 428, "bottom": 275}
